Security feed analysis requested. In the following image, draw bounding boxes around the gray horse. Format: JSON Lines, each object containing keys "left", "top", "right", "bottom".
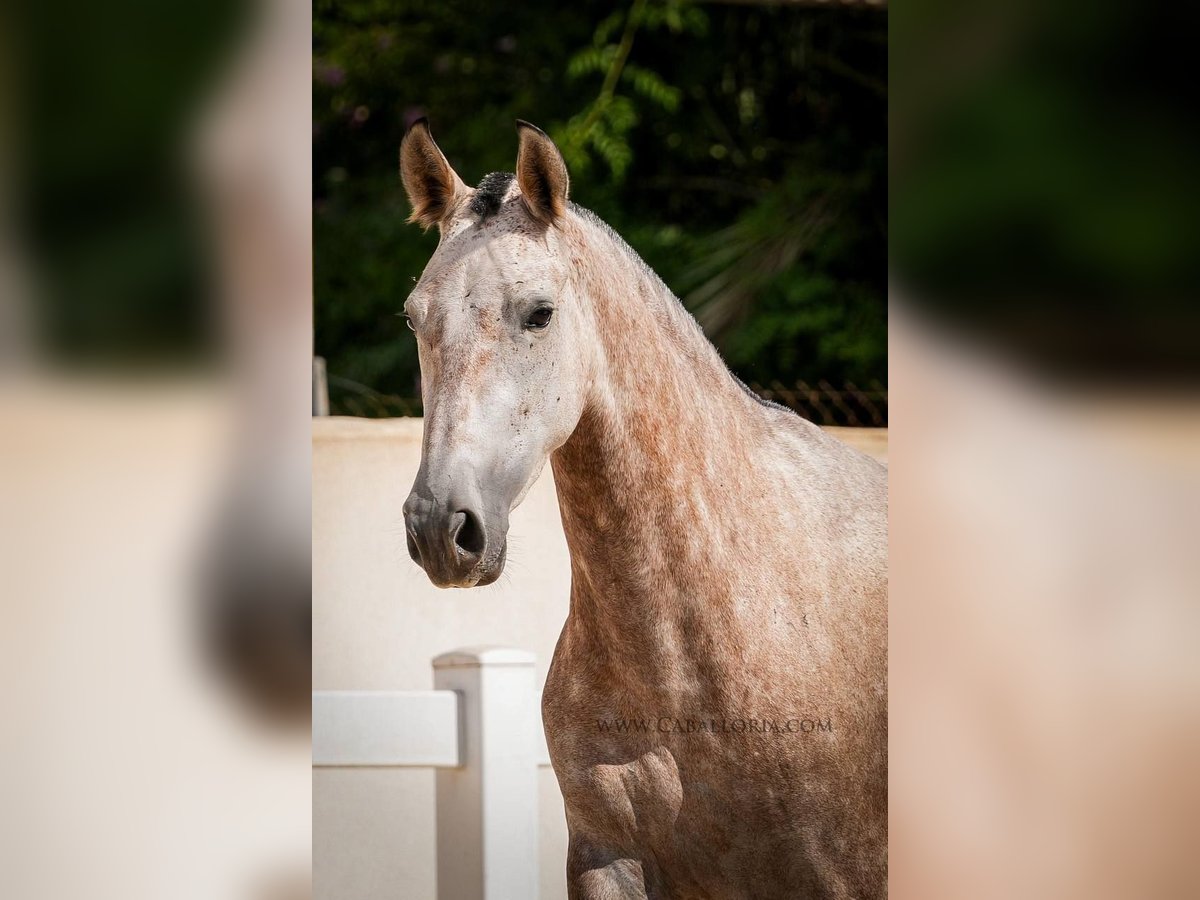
{"left": 400, "top": 119, "right": 886, "bottom": 899}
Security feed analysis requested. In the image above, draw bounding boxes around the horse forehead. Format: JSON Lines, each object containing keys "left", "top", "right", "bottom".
{"left": 427, "top": 227, "right": 552, "bottom": 294}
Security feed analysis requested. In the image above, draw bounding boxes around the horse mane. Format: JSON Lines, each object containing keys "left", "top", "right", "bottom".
{"left": 470, "top": 171, "right": 516, "bottom": 220}
{"left": 566, "top": 200, "right": 794, "bottom": 417}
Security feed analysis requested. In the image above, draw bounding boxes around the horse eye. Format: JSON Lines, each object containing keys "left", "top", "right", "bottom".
{"left": 526, "top": 307, "right": 553, "bottom": 330}
{"left": 403, "top": 314, "right": 416, "bottom": 332}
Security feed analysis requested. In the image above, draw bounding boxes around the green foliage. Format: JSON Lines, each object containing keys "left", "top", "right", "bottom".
{"left": 622, "top": 65, "right": 681, "bottom": 113}
{"left": 558, "top": 0, "right": 699, "bottom": 180}
{"left": 314, "top": 0, "right": 886, "bottom": 399}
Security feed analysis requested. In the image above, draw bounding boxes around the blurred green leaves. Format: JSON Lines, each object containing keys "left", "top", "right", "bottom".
{"left": 891, "top": 0, "right": 1200, "bottom": 376}
{"left": 558, "top": 0, "right": 696, "bottom": 180}
{"left": 314, "top": 0, "right": 886, "bottom": 398}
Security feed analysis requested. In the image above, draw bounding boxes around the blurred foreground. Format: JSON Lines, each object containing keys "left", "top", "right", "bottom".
{"left": 889, "top": 310, "right": 1200, "bottom": 900}
{"left": 1, "top": 0, "right": 311, "bottom": 897}
{"left": 891, "top": 0, "right": 1200, "bottom": 897}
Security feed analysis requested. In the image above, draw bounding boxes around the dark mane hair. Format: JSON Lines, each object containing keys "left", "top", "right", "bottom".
{"left": 469, "top": 171, "right": 516, "bottom": 220}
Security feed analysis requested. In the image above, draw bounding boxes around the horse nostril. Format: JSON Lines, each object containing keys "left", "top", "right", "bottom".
{"left": 406, "top": 530, "right": 422, "bottom": 565}
{"left": 452, "top": 509, "right": 485, "bottom": 557}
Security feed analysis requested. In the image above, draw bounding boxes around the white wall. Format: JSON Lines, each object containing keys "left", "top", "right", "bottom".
{"left": 312, "top": 416, "right": 886, "bottom": 900}
{"left": 313, "top": 417, "right": 572, "bottom": 900}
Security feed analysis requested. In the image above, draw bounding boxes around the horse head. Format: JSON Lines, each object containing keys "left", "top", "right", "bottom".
{"left": 399, "top": 120, "right": 591, "bottom": 588}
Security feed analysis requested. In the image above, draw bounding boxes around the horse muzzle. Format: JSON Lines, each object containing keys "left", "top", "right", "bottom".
{"left": 403, "top": 494, "right": 507, "bottom": 588}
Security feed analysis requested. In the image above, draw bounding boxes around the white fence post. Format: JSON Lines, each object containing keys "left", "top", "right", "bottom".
{"left": 432, "top": 647, "right": 539, "bottom": 900}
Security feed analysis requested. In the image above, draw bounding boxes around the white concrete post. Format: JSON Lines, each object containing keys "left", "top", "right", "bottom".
{"left": 432, "top": 647, "right": 539, "bottom": 900}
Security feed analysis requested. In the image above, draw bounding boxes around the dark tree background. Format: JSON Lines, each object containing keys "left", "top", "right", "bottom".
{"left": 314, "top": 0, "right": 887, "bottom": 409}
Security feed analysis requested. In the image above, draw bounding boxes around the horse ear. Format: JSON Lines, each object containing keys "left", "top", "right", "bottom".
{"left": 515, "top": 120, "right": 569, "bottom": 225}
{"left": 400, "top": 118, "right": 466, "bottom": 231}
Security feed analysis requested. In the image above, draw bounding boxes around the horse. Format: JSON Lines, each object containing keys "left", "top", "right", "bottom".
{"left": 399, "top": 119, "right": 887, "bottom": 899}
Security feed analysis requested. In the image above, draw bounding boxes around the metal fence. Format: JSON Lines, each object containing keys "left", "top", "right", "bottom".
{"left": 326, "top": 376, "right": 887, "bottom": 427}
{"left": 747, "top": 380, "right": 887, "bottom": 427}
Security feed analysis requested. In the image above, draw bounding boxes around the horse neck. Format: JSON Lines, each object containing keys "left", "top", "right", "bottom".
{"left": 550, "top": 211, "right": 762, "bottom": 631}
